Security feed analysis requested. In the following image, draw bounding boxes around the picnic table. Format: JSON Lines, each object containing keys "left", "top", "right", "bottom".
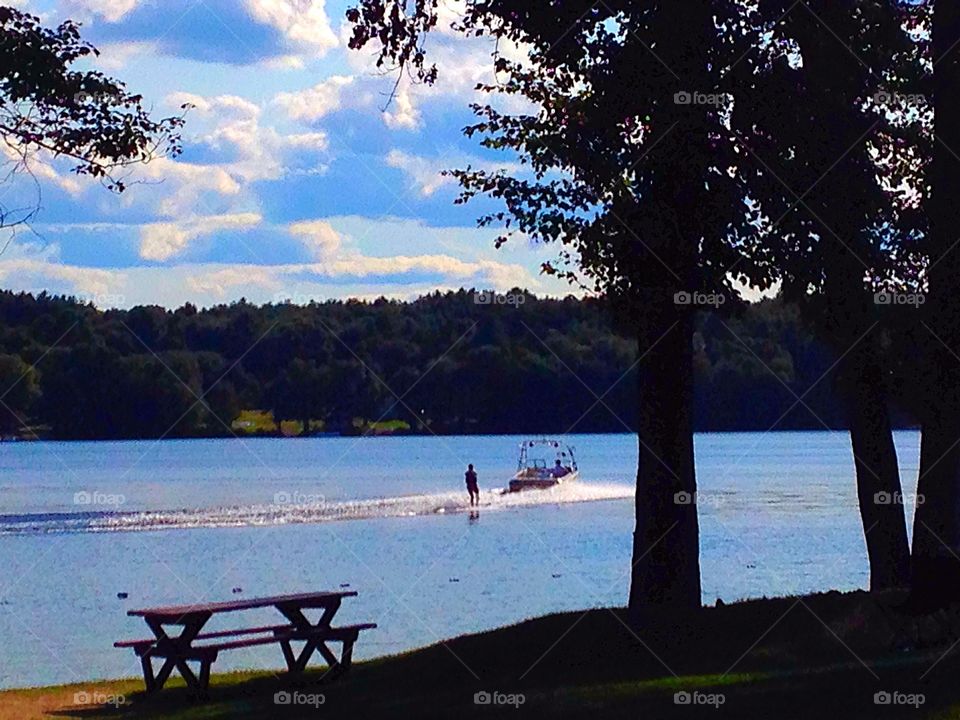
{"left": 115, "top": 590, "right": 375, "bottom": 693}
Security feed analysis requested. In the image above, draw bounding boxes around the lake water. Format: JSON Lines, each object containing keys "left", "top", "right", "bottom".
{"left": 0, "top": 431, "right": 922, "bottom": 689}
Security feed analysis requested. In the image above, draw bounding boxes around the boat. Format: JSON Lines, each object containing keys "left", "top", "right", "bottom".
{"left": 507, "top": 438, "right": 579, "bottom": 492}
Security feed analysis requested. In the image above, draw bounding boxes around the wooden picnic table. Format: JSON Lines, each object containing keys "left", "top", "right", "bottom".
{"left": 115, "top": 590, "right": 375, "bottom": 694}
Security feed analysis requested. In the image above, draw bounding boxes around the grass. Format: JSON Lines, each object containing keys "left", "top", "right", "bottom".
{"left": 8, "top": 590, "right": 960, "bottom": 719}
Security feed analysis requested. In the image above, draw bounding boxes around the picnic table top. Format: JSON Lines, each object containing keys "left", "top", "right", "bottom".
{"left": 128, "top": 590, "right": 357, "bottom": 618}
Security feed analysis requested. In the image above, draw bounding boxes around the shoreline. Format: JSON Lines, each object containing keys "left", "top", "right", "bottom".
{"left": 1, "top": 426, "right": 925, "bottom": 444}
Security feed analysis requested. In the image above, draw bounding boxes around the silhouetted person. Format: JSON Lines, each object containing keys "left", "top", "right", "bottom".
{"left": 465, "top": 464, "right": 479, "bottom": 506}
{"left": 552, "top": 459, "right": 570, "bottom": 478}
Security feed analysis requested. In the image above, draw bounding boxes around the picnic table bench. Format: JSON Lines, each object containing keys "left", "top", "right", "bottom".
{"left": 115, "top": 590, "right": 375, "bottom": 693}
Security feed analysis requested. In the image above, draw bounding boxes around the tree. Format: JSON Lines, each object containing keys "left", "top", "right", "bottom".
{"left": 348, "top": 1, "right": 777, "bottom": 609}
{"left": 732, "top": 1, "right": 920, "bottom": 590}
{"left": 0, "top": 353, "right": 39, "bottom": 435}
{"left": 0, "top": 6, "right": 186, "bottom": 229}
{"left": 910, "top": 0, "right": 960, "bottom": 606}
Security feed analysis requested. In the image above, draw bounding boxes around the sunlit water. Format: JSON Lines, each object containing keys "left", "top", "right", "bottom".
{"left": 0, "top": 431, "right": 921, "bottom": 688}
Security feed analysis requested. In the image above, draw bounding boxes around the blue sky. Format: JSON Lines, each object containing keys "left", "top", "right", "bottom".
{"left": 1, "top": 0, "right": 573, "bottom": 308}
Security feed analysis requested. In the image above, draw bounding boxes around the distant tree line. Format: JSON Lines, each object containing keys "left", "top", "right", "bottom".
{"left": 0, "top": 289, "right": 916, "bottom": 440}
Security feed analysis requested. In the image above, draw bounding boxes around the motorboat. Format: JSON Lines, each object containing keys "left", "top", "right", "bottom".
{"left": 508, "top": 438, "right": 579, "bottom": 492}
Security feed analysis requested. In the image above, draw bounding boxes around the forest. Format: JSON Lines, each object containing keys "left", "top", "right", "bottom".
{"left": 0, "top": 289, "right": 916, "bottom": 440}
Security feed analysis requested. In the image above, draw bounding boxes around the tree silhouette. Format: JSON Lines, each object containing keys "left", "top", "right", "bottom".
{"left": 347, "top": 1, "right": 783, "bottom": 609}
{"left": 731, "top": 1, "right": 921, "bottom": 590}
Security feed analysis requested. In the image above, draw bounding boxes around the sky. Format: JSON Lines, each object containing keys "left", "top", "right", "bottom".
{"left": 0, "top": 0, "right": 575, "bottom": 308}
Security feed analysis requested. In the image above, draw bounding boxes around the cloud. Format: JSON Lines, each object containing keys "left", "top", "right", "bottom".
{"left": 139, "top": 213, "right": 262, "bottom": 261}
{"left": 134, "top": 157, "right": 242, "bottom": 217}
{"left": 0, "top": 239, "right": 125, "bottom": 298}
{"left": 245, "top": 0, "right": 338, "bottom": 57}
{"left": 0, "top": 139, "right": 84, "bottom": 196}
{"left": 382, "top": 85, "right": 422, "bottom": 130}
{"left": 386, "top": 148, "right": 521, "bottom": 197}
{"left": 308, "top": 253, "right": 530, "bottom": 287}
{"left": 187, "top": 265, "right": 281, "bottom": 297}
{"left": 274, "top": 75, "right": 355, "bottom": 123}
{"left": 260, "top": 53, "right": 306, "bottom": 71}
{"left": 385, "top": 149, "right": 452, "bottom": 196}
{"left": 113, "top": 92, "right": 330, "bottom": 219}
{"left": 169, "top": 92, "right": 261, "bottom": 119}
{"left": 167, "top": 91, "right": 329, "bottom": 185}
{"left": 92, "top": 41, "right": 158, "bottom": 70}
{"left": 65, "top": 0, "right": 141, "bottom": 22}
{"left": 288, "top": 219, "right": 342, "bottom": 257}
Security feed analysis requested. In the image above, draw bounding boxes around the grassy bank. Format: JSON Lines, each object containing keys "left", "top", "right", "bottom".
{"left": 6, "top": 590, "right": 960, "bottom": 719}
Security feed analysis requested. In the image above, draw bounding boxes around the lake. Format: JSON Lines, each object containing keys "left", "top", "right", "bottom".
{"left": 0, "top": 431, "right": 922, "bottom": 689}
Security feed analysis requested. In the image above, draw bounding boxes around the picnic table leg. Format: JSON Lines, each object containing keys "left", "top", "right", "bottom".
{"left": 144, "top": 614, "right": 211, "bottom": 693}
{"left": 174, "top": 659, "right": 201, "bottom": 691}
{"left": 277, "top": 604, "right": 341, "bottom": 674}
{"left": 152, "top": 656, "right": 177, "bottom": 692}
{"left": 140, "top": 654, "right": 156, "bottom": 693}
{"left": 340, "top": 638, "right": 355, "bottom": 670}
{"left": 315, "top": 642, "right": 341, "bottom": 672}
{"left": 199, "top": 657, "right": 213, "bottom": 691}
{"left": 279, "top": 638, "right": 297, "bottom": 673}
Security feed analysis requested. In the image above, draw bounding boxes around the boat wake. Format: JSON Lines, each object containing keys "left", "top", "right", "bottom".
{"left": 0, "top": 482, "right": 632, "bottom": 535}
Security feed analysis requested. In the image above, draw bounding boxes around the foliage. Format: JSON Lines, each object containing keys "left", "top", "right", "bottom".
{"left": 0, "top": 289, "right": 910, "bottom": 440}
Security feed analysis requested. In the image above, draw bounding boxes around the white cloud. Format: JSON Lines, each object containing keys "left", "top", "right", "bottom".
{"left": 139, "top": 213, "right": 262, "bottom": 261}
{"left": 0, "top": 139, "right": 84, "bottom": 196}
{"left": 245, "top": 0, "right": 338, "bottom": 56}
{"left": 64, "top": 0, "right": 141, "bottom": 22}
{"left": 382, "top": 85, "right": 422, "bottom": 130}
{"left": 385, "top": 149, "right": 452, "bottom": 196}
{"left": 309, "top": 253, "right": 530, "bottom": 287}
{"left": 386, "top": 148, "right": 521, "bottom": 197}
{"left": 0, "top": 240, "right": 125, "bottom": 298}
{"left": 187, "top": 265, "right": 281, "bottom": 298}
{"left": 288, "top": 220, "right": 342, "bottom": 257}
{"left": 134, "top": 157, "right": 242, "bottom": 217}
{"left": 91, "top": 41, "right": 157, "bottom": 70}
{"left": 274, "top": 75, "right": 355, "bottom": 122}
{"left": 260, "top": 54, "right": 307, "bottom": 71}
{"left": 169, "top": 92, "right": 261, "bottom": 119}
{"left": 166, "top": 91, "right": 329, "bottom": 187}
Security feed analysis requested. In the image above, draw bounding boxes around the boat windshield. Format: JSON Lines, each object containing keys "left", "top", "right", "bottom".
{"left": 517, "top": 439, "right": 577, "bottom": 472}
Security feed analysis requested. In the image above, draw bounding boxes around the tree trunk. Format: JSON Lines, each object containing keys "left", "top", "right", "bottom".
{"left": 628, "top": 306, "right": 701, "bottom": 610}
{"left": 911, "top": 410, "right": 960, "bottom": 606}
{"left": 843, "top": 340, "right": 910, "bottom": 591}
